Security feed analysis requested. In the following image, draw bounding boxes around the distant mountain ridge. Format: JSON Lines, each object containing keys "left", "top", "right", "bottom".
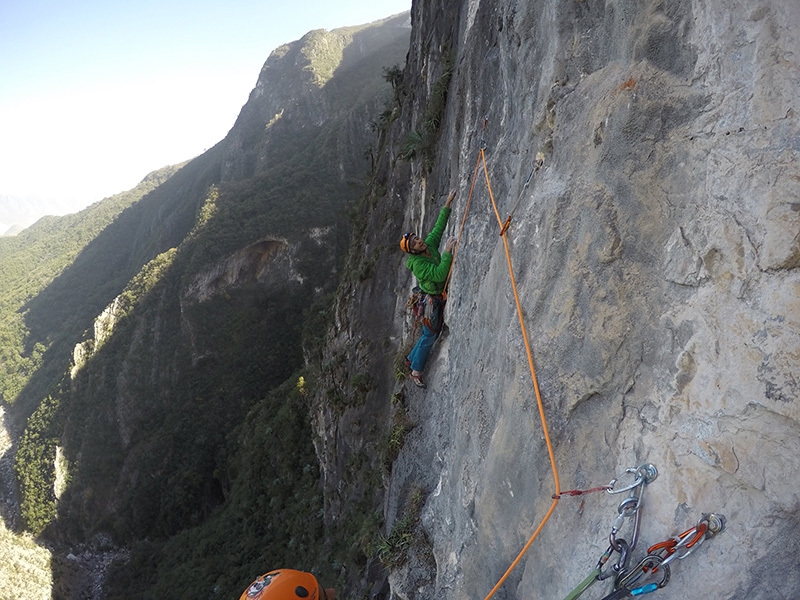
{"left": 0, "top": 195, "right": 81, "bottom": 236}
{"left": 0, "top": 169, "right": 191, "bottom": 236}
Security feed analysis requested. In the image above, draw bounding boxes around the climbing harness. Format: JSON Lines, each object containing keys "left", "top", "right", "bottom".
{"left": 406, "top": 286, "right": 445, "bottom": 333}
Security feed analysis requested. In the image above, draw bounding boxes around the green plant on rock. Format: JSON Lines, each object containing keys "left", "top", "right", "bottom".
{"left": 399, "top": 49, "right": 455, "bottom": 172}
{"left": 399, "top": 130, "right": 426, "bottom": 161}
{"left": 388, "top": 413, "right": 414, "bottom": 462}
{"left": 377, "top": 486, "right": 425, "bottom": 570}
{"left": 394, "top": 356, "right": 410, "bottom": 381}
{"left": 383, "top": 64, "right": 405, "bottom": 103}
{"left": 424, "top": 50, "right": 454, "bottom": 135}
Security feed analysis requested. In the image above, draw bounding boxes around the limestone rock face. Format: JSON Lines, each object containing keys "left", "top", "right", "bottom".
{"left": 322, "top": 1, "right": 799, "bottom": 599}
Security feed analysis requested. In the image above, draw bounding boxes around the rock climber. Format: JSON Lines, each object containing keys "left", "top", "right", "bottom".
{"left": 399, "top": 188, "right": 457, "bottom": 387}
{"left": 239, "top": 569, "right": 337, "bottom": 600}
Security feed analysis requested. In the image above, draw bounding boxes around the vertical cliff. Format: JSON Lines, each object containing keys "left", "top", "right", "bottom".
{"left": 315, "top": 1, "right": 799, "bottom": 598}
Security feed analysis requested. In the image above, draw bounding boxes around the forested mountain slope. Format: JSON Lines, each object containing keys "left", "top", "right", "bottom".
{"left": 0, "top": 13, "right": 410, "bottom": 599}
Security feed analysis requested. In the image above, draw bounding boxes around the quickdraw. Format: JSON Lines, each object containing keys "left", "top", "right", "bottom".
{"left": 562, "top": 462, "right": 726, "bottom": 600}
{"left": 600, "top": 513, "right": 726, "bottom": 599}
{"left": 563, "top": 463, "right": 657, "bottom": 600}
{"left": 645, "top": 513, "right": 727, "bottom": 570}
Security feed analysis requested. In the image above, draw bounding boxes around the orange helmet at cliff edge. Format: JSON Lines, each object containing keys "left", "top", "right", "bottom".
{"left": 239, "top": 570, "right": 328, "bottom": 600}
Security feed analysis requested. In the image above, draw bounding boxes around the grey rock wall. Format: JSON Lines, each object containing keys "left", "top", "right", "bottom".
{"left": 376, "top": 1, "right": 799, "bottom": 599}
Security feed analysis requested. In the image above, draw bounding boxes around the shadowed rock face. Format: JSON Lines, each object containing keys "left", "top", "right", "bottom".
{"left": 315, "top": 1, "right": 799, "bottom": 598}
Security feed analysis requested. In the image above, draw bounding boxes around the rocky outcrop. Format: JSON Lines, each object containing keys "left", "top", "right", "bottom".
{"left": 317, "top": 1, "right": 799, "bottom": 599}
{"left": 183, "top": 239, "right": 297, "bottom": 304}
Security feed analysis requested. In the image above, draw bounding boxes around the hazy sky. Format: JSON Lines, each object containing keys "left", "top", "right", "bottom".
{"left": 0, "top": 0, "right": 411, "bottom": 213}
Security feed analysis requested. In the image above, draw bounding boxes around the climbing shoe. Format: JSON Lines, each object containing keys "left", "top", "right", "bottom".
{"left": 409, "top": 371, "right": 425, "bottom": 388}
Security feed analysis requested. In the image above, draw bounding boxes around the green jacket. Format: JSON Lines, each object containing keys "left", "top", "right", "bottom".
{"left": 406, "top": 206, "right": 452, "bottom": 295}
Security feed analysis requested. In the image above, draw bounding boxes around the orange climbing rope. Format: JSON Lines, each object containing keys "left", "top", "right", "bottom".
{"left": 445, "top": 144, "right": 566, "bottom": 600}
{"left": 477, "top": 147, "right": 561, "bottom": 600}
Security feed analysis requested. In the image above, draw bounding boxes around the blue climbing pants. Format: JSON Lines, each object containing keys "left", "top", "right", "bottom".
{"left": 408, "top": 324, "right": 439, "bottom": 372}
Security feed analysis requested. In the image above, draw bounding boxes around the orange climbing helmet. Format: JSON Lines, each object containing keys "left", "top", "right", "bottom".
{"left": 400, "top": 232, "right": 419, "bottom": 254}
{"left": 399, "top": 232, "right": 416, "bottom": 253}
{"left": 240, "top": 570, "right": 325, "bottom": 600}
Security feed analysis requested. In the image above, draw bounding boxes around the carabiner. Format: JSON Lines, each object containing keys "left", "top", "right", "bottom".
{"left": 611, "top": 485, "right": 646, "bottom": 551}
{"left": 607, "top": 464, "right": 658, "bottom": 495}
{"left": 607, "top": 468, "right": 643, "bottom": 495}
{"left": 630, "top": 582, "right": 659, "bottom": 596}
{"left": 595, "top": 545, "right": 614, "bottom": 571}
{"left": 682, "top": 522, "right": 708, "bottom": 550}
{"left": 598, "top": 539, "right": 630, "bottom": 580}
{"left": 630, "top": 494, "right": 644, "bottom": 551}
{"left": 617, "top": 495, "right": 641, "bottom": 517}
{"left": 613, "top": 538, "right": 631, "bottom": 574}
{"left": 616, "top": 555, "right": 670, "bottom": 591}
{"left": 658, "top": 522, "right": 709, "bottom": 567}
{"left": 647, "top": 538, "right": 677, "bottom": 557}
